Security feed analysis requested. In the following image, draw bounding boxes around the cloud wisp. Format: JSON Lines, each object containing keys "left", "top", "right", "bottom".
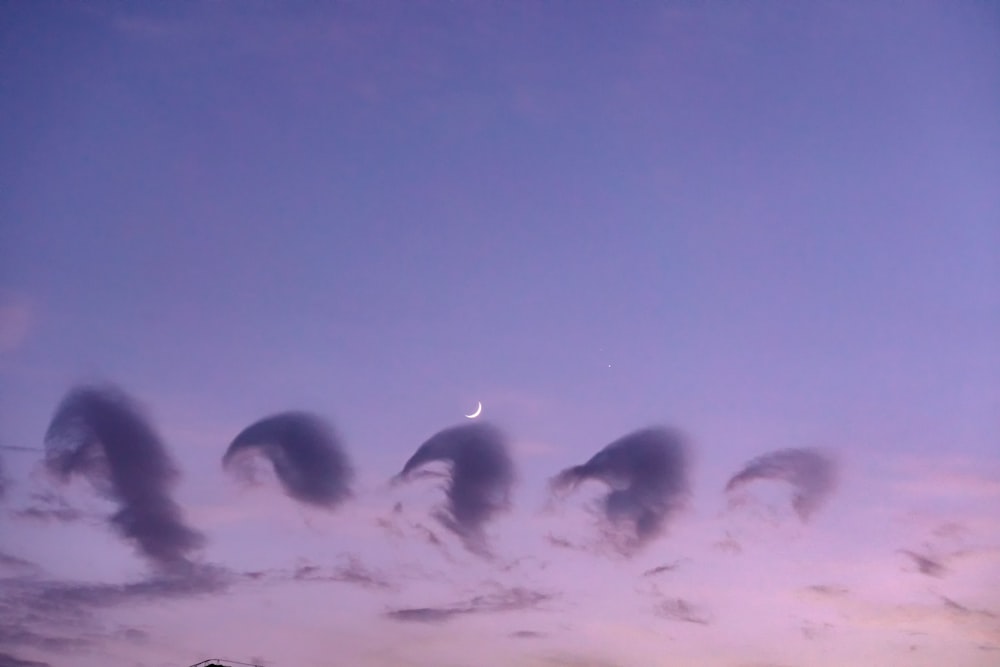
{"left": 724, "top": 448, "right": 837, "bottom": 521}
{"left": 222, "top": 411, "right": 354, "bottom": 508}
{"left": 394, "top": 422, "right": 515, "bottom": 555}
{"left": 550, "top": 427, "right": 690, "bottom": 555}
{"left": 0, "top": 651, "right": 52, "bottom": 667}
{"left": 13, "top": 492, "right": 86, "bottom": 524}
{"left": 43, "top": 384, "right": 204, "bottom": 569}
{"left": 244, "top": 555, "right": 393, "bottom": 591}
{"left": 385, "top": 586, "right": 551, "bottom": 624}
{"left": 0, "top": 563, "right": 231, "bottom": 664}
{"left": 898, "top": 549, "right": 947, "bottom": 577}
{"left": 654, "top": 598, "right": 711, "bottom": 625}
{"left": 0, "top": 563, "right": 229, "bottom": 654}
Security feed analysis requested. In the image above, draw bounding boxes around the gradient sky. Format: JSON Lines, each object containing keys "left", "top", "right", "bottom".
{"left": 1, "top": 2, "right": 999, "bottom": 666}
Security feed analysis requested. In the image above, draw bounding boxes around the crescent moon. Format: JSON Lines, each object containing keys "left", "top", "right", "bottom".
{"left": 464, "top": 401, "right": 482, "bottom": 419}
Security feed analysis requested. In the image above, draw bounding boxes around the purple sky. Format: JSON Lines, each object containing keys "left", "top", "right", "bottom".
{"left": 1, "top": 2, "right": 999, "bottom": 666}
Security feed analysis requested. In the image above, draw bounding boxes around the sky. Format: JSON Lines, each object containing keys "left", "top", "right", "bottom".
{"left": 1, "top": 2, "right": 999, "bottom": 666}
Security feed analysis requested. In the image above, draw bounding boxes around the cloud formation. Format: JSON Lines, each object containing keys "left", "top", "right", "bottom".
{"left": 0, "top": 564, "right": 231, "bottom": 663}
{"left": 385, "top": 587, "right": 550, "bottom": 624}
{"left": 13, "top": 492, "right": 86, "bottom": 524}
{"left": 0, "top": 652, "right": 51, "bottom": 667}
{"left": 0, "top": 552, "right": 38, "bottom": 574}
{"left": 245, "top": 555, "right": 393, "bottom": 590}
{"left": 394, "top": 422, "right": 514, "bottom": 555}
{"left": 899, "top": 549, "right": 946, "bottom": 577}
{"left": 222, "top": 412, "right": 353, "bottom": 508}
{"left": 43, "top": 384, "right": 204, "bottom": 569}
{"left": 654, "top": 598, "right": 711, "bottom": 625}
{"left": 550, "top": 427, "right": 690, "bottom": 555}
{"left": 642, "top": 561, "right": 682, "bottom": 577}
{"left": 724, "top": 448, "right": 837, "bottom": 520}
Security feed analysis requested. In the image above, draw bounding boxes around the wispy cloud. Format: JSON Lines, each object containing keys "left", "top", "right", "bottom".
{"left": 725, "top": 448, "right": 837, "bottom": 521}
{"left": 0, "top": 552, "right": 38, "bottom": 574}
{"left": 12, "top": 492, "right": 86, "bottom": 524}
{"left": 0, "top": 563, "right": 231, "bottom": 663}
{"left": 385, "top": 586, "right": 551, "bottom": 624}
{"left": 642, "top": 560, "right": 683, "bottom": 577}
{"left": 653, "top": 598, "right": 711, "bottom": 625}
{"left": 804, "top": 584, "right": 850, "bottom": 598}
{"left": 898, "top": 549, "right": 946, "bottom": 577}
{"left": 510, "top": 629, "right": 545, "bottom": 639}
{"left": 245, "top": 554, "right": 393, "bottom": 591}
{"left": 0, "top": 652, "right": 52, "bottom": 667}
{"left": 550, "top": 427, "right": 690, "bottom": 556}
{"left": 802, "top": 586, "right": 1000, "bottom": 645}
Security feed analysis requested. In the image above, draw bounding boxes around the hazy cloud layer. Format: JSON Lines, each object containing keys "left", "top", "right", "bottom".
{"left": 0, "top": 564, "right": 231, "bottom": 662}
{"left": 395, "top": 422, "right": 514, "bottom": 555}
{"left": 725, "top": 448, "right": 837, "bottom": 520}
{"left": 0, "top": 652, "right": 52, "bottom": 667}
{"left": 0, "top": 552, "right": 38, "bottom": 574}
{"left": 385, "top": 586, "right": 550, "bottom": 624}
{"left": 550, "top": 427, "right": 690, "bottom": 555}
{"left": 223, "top": 412, "right": 353, "bottom": 508}
{"left": 43, "top": 385, "right": 204, "bottom": 569}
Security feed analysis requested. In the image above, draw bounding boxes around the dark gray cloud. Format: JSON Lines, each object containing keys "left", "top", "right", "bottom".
{"left": 394, "top": 422, "right": 514, "bottom": 555}
{"left": 0, "top": 652, "right": 52, "bottom": 667}
{"left": 385, "top": 587, "right": 551, "bottom": 624}
{"left": 724, "top": 448, "right": 837, "bottom": 520}
{"left": 222, "top": 412, "right": 353, "bottom": 508}
{"left": 899, "top": 550, "right": 946, "bottom": 577}
{"left": 550, "top": 427, "right": 690, "bottom": 555}
{"left": 43, "top": 384, "right": 204, "bottom": 569}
